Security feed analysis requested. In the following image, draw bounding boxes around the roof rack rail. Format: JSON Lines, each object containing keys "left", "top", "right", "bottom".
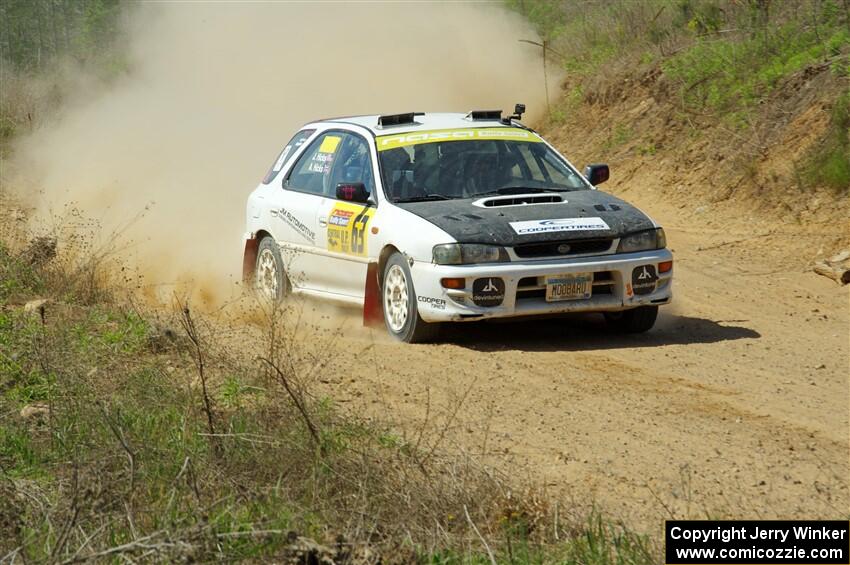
{"left": 466, "top": 109, "right": 502, "bottom": 121}
{"left": 377, "top": 112, "right": 423, "bottom": 127}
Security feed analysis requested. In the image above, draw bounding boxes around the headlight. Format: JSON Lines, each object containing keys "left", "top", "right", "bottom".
{"left": 617, "top": 228, "right": 666, "bottom": 253}
{"left": 432, "top": 243, "right": 508, "bottom": 265}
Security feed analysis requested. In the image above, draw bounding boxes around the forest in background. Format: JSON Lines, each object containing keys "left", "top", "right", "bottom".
{"left": 0, "top": 0, "right": 123, "bottom": 71}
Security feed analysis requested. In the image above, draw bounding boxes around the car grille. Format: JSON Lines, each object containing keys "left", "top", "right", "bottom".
{"left": 513, "top": 238, "right": 613, "bottom": 259}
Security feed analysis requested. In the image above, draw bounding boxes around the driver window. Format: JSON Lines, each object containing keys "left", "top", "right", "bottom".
{"left": 327, "top": 134, "right": 375, "bottom": 198}
{"left": 285, "top": 132, "right": 345, "bottom": 196}
{"left": 286, "top": 131, "right": 376, "bottom": 199}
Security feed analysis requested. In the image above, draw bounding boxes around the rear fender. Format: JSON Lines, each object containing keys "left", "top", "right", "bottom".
{"left": 242, "top": 235, "right": 259, "bottom": 284}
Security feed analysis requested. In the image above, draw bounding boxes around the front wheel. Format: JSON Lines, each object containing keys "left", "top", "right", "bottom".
{"left": 604, "top": 305, "right": 658, "bottom": 333}
{"left": 382, "top": 253, "right": 439, "bottom": 343}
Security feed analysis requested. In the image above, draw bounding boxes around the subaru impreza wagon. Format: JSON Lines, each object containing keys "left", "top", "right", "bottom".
{"left": 243, "top": 105, "right": 673, "bottom": 342}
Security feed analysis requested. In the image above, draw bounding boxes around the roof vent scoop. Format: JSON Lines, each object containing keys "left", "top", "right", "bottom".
{"left": 377, "top": 112, "right": 423, "bottom": 127}
{"left": 466, "top": 110, "right": 502, "bottom": 121}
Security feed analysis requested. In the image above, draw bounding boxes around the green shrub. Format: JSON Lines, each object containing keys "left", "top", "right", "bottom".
{"left": 663, "top": 21, "right": 836, "bottom": 115}
{"left": 0, "top": 243, "right": 44, "bottom": 302}
{"left": 802, "top": 90, "right": 850, "bottom": 192}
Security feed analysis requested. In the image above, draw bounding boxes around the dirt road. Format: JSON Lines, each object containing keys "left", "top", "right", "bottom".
{"left": 307, "top": 190, "right": 849, "bottom": 534}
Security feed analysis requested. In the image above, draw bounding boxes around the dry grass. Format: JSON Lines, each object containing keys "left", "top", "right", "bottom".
{"left": 0, "top": 210, "right": 656, "bottom": 563}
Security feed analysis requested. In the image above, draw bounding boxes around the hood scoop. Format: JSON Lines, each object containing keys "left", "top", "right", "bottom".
{"left": 473, "top": 193, "right": 565, "bottom": 208}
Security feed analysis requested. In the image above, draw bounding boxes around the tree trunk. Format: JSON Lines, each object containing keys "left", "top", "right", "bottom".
{"left": 50, "top": 0, "right": 59, "bottom": 59}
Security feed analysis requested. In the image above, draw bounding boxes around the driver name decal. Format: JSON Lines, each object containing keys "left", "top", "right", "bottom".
{"left": 509, "top": 217, "right": 610, "bottom": 235}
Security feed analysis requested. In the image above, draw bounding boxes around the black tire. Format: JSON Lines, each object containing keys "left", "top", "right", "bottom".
{"left": 255, "top": 236, "right": 288, "bottom": 302}
{"left": 604, "top": 305, "right": 658, "bottom": 333}
{"left": 382, "top": 253, "right": 440, "bottom": 343}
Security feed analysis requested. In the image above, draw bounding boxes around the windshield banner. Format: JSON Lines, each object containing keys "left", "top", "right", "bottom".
{"left": 376, "top": 127, "right": 542, "bottom": 151}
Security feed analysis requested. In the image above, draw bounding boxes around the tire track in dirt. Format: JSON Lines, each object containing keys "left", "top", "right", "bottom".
{"left": 309, "top": 192, "right": 849, "bottom": 535}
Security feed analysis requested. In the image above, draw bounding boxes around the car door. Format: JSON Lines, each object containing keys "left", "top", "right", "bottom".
{"left": 314, "top": 131, "right": 378, "bottom": 299}
{"left": 271, "top": 130, "right": 346, "bottom": 292}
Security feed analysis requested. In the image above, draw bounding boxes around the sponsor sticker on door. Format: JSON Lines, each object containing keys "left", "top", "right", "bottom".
{"left": 327, "top": 202, "right": 374, "bottom": 256}
{"left": 509, "top": 217, "right": 610, "bottom": 235}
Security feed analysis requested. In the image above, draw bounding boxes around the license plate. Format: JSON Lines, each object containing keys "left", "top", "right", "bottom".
{"left": 545, "top": 272, "right": 592, "bottom": 302}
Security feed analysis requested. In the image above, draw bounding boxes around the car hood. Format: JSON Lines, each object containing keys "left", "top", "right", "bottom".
{"left": 394, "top": 190, "right": 655, "bottom": 246}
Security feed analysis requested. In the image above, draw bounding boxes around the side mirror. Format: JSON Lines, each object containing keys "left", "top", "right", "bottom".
{"left": 336, "top": 182, "right": 370, "bottom": 204}
{"left": 583, "top": 164, "right": 610, "bottom": 186}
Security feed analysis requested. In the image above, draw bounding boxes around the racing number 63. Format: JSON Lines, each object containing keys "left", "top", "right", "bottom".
{"left": 351, "top": 208, "right": 370, "bottom": 255}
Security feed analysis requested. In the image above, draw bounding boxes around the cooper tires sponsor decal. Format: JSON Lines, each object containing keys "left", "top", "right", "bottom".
{"left": 472, "top": 277, "right": 505, "bottom": 307}
{"left": 509, "top": 217, "right": 610, "bottom": 235}
{"left": 417, "top": 296, "right": 446, "bottom": 310}
{"left": 327, "top": 202, "right": 374, "bottom": 256}
{"left": 632, "top": 264, "right": 658, "bottom": 295}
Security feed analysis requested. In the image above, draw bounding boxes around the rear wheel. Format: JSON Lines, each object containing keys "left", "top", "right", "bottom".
{"left": 382, "top": 253, "right": 439, "bottom": 343}
{"left": 255, "top": 236, "right": 288, "bottom": 302}
{"left": 604, "top": 305, "right": 658, "bottom": 333}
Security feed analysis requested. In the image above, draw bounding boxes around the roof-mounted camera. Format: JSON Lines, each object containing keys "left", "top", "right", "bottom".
{"left": 502, "top": 103, "right": 526, "bottom": 124}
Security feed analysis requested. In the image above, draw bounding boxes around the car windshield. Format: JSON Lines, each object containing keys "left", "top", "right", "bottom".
{"left": 377, "top": 128, "right": 590, "bottom": 203}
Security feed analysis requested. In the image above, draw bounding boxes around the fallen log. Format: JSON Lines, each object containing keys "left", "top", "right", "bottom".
{"left": 813, "top": 261, "right": 850, "bottom": 285}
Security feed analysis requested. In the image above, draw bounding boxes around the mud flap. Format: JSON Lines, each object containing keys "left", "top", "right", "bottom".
{"left": 363, "top": 261, "right": 383, "bottom": 328}
{"left": 242, "top": 237, "right": 259, "bottom": 285}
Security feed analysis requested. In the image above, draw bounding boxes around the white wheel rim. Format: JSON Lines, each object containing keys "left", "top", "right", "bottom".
{"left": 384, "top": 264, "right": 409, "bottom": 332}
{"left": 256, "top": 248, "right": 279, "bottom": 300}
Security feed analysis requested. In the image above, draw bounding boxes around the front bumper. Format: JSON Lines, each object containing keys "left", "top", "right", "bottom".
{"left": 411, "top": 249, "right": 673, "bottom": 322}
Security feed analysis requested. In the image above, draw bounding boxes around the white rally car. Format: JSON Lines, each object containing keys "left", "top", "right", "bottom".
{"left": 243, "top": 106, "right": 673, "bottom": 342}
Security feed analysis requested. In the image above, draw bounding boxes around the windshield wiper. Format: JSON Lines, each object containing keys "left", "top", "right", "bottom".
{"left": 394, "top": 194, "right": 453, "bottom": 203}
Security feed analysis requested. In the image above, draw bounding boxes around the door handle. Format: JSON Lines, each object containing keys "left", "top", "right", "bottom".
{"left": 318, "top": 216, "right": 328, "bottom": 227}
{"left": 270, "top": 209, "right": 279, "bottom": 217}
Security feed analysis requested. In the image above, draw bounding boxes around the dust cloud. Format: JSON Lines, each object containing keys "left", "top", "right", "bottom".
{"left": 4, "top": 2, "right": 550, "bottom": 305}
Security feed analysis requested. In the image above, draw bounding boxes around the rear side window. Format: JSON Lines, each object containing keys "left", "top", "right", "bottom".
{"left": 261, "top": 129, "right": 315, "bottom": 184}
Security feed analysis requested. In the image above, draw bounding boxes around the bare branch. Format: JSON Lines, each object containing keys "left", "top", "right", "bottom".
{"left": 174, "top": 297, "right": 219, "bottom": 455}
{"left": 464, "top": 504, "right": 497, "bottom": 565}
{"left": 259, "top": 356, "right": 322, "bottom": 452}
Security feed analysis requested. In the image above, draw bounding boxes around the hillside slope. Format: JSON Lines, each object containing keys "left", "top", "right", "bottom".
{"left": 516, "top": 0, "right": 849, "bottom": 254}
